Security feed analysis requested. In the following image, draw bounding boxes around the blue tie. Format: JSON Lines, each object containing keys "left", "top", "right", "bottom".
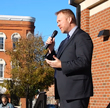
{"left": 64, "top": 33, "right": 70, "bottom": 45}
{"left": 66, "top": 33, "right": 70, "bottom": 40}
{"left": 67, "top": 33, "right": 70, "bottom": 39}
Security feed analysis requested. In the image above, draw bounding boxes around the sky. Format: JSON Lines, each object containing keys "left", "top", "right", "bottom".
{"left": 0, "top": 0, "right": 76, "bottom": 49}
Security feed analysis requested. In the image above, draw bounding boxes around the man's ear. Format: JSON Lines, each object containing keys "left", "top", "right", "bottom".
{"left": 68, "top": 17, "right": 72, "bottom": 23}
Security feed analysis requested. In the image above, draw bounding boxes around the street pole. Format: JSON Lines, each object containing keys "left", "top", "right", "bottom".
{"left": 26, "top": 84, "right": 29, "bottom": 108}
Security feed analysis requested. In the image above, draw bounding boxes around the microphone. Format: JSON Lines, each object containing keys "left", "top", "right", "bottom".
{"left": 44, "top": 30, "right": 58, "bottom": 49}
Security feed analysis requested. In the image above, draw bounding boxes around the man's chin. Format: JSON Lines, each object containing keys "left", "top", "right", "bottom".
{"left": 61, "top": 30, "right": 65, "bottom": 33}
{"left": 60, "top": 29, "right": 67, "bottom": 33}
{"left": 62, "top": 31, "right": 67, "bottom": 34}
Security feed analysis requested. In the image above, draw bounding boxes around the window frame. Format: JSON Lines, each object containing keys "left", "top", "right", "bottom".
{"left": 11, "top": 32, "right": 21, "bottom": 49}
{"left": 0, "top": 32, "right": 6, "bottom": 51}
{"left": 27, "top": 31, "right": 33, "bottom": 38}
{"left": 0, "top": 58, "right": 6, "bottom": 79}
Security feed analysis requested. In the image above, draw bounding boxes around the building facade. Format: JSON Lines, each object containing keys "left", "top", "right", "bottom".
{"left": 0, "top": 15, "right": 35, "bottom": 92}
{"left": 80, "top": 0, "right": 110, "bottom": 107}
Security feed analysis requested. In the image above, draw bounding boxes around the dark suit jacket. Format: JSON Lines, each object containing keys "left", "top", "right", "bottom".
{"left": 46, "top": 28, "right": 93, "bottom": 100}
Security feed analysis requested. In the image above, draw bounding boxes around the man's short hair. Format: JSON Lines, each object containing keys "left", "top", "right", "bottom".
{"left": 55, "top": 9, "right": 76, "bottom": 24}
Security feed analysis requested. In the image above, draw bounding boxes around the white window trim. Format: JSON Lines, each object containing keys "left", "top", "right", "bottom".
{"left": 0, "top": 78, "right": 11, "bottom": 84}
{"left": 27, "top": 31, "right": 33, "bottom": 38}
{"left": 0, "top": 58, "right": 6, "bottom": 81}
{"left": 11, "top": 32, "right": 21, "bottom": 50}
{"left": 0, "top": 86, "right": 7, "bottom": 93}
{"left": 11, "top": 32, "right": 21, "bottom": 39}
{"left": 0, "top": 32, "right": 6, "bottom": 51}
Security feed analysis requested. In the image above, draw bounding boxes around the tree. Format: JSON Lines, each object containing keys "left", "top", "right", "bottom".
{"left": 3, "top": 34, "right": 54, "bottom": 106}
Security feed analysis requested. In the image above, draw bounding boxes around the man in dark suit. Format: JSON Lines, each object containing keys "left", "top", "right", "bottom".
{"left": 45, "top": 9, "right": 93, "bottom": 108}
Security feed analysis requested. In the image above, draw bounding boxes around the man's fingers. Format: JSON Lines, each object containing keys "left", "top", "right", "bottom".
{"left": 45, "top": 59, "right": 52, "bottom": 66}
{"left": 53, "top": 55, "right": 57, "bottom": 60}
{"left": 45, "top": 59, "right": 49, "bottom": 63}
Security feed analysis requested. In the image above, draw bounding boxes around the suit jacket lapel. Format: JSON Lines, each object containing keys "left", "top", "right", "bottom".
{"left": 57, "top": 28, "right": 79, "bottom": 58}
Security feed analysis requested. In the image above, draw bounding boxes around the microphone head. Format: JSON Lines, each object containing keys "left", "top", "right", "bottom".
{"left": 44, "top": 30, "right": 58, "bottom": 50}
{"left": 52, "top": 30, "right": 58, "bottom": 38}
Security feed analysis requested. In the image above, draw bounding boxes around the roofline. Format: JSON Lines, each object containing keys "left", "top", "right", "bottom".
{"left": 0, "top": 15, "right": 35, "bottom": 23}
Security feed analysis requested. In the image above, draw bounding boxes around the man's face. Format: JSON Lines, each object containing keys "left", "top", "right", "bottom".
{"left": 57, "top": 13, "right": 70, "bottom": 33}
{"left": 2, "top": 97, "right": 7, "bottom": 104}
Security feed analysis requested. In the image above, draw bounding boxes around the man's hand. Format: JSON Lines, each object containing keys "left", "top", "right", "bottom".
{"left": 45, "top": 55, "right": 61, "bottom": 68}
{"left": 46, "top": 37, "right": 55, "bottom": 53}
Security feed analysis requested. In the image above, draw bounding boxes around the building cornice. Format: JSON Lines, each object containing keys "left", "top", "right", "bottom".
{"left": 80, "top": 0, "right": 110, "bottom": 16}
{"left": 0, "top": 15, "right": 35, "bottom": 23}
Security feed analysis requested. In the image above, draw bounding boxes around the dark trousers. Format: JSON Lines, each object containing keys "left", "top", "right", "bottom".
{"left": 60, "top": 97, "right": 90, "bottom": 108}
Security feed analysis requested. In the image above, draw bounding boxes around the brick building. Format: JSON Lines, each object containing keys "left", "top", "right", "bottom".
{"left": 0, "top": 15, "right": 35, "bottom": 92}
{"left": 80, "top": 0, "right": 110, "bottom": 107}
{"left": 47, "top": 0, "right": 110, "bottom": 108}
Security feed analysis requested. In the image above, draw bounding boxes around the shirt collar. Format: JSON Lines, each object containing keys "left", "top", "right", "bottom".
{"left": 68, "top": 26, "right": 78, "bottom": 38}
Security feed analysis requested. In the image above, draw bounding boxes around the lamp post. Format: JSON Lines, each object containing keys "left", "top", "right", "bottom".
{"left": 26, "top": 84, "right": 29, "bottom": 108}
{"left": 68, "top": 0, "right": 85, "bottom": 28}
{"left": 10, "top": 80, "right": 14, "bottom": 104}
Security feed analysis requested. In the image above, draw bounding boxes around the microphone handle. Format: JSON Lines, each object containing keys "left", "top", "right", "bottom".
{"left": 44, "top": 34, "right": 56, "bottom": 49}
{"left": 44, "top": 44, "right": 50, "bottom": 49}
{"left": 44, "top": 30, "right": 58, "bottom": 49}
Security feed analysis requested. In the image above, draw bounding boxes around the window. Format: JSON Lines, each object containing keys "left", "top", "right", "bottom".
{"left": 11, "top": 33, "right": 21, "bottom": 49}
{"left": 10, "top": 60, "right": 19, "bottom": 69}
{"left": 0, "top": 58, "right": 6, "bottom": 78}
{"left": 0, "top": 64, "right": 3, "bottom": 77}
{"left": 0, "top": 38, "right": 3, "bottom": 49}
{"left": 12, "top": 38, "right": 18, "bottom": 49}
{"left": 0, "top": 32, "right": 6, "bottom": 51}
{"left": 27, "top": 31, "right": 33, "bottom": 39}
